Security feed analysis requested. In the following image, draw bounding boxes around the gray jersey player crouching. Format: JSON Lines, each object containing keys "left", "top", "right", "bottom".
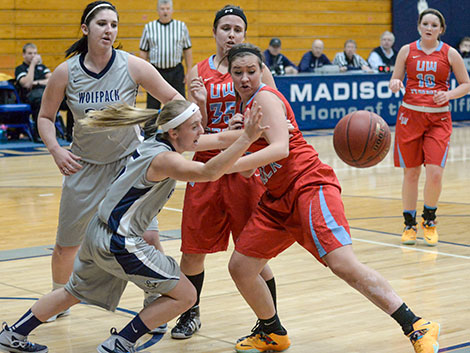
{"left": 0, "top": 99, "right": 267, "bottom": 353}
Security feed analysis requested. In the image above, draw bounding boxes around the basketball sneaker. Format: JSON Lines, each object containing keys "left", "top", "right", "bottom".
{"left": 408, "top": 319, "right": 440, "bottom": 353}
{"left": 0, "top": 322, "right": 48, "bottom": 353}
{"left": 170, "top": 306, "right": 201, "bottom": 339}
{"left": 97, "top": 328, "right": 136, "bottom": 353}
{"left": 421, "top": 219, "right": 438, "bottom": 246}
{"left": 235, "top": 331, "right": 291, "bottom": 352}
{"left": 45, "top": 308, "right": 70, "bottom": 323}
{"left": 401, "top": 225, "right": 417, "bottom": 245}
{"left": 149, "top": 323, "right": 167, "bottom": 335}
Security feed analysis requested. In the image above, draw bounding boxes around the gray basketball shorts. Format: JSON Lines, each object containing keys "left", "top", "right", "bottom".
{"left": 65, "top": 215, "right": 180, "bottom": 311}
{"left": 56, "top": 157, "right": 159, "bottom": 247}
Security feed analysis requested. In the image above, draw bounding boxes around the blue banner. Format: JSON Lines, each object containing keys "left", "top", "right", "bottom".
{"left": 274, "top": 73, "right": 470, "bottom": 130}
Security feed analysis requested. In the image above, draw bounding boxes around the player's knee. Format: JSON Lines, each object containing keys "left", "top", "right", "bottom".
{"left": 228, "top": 257, "right": 245, "bottom": 281}
{"left": 180, "top": 253, "right": 205, "bottom": 272}
{"left": 53, "top": 244, "right": 80, "bottom": 257}
{"left": 327, "top": 258, "right": 358, "bottom": 280}
{"left": 404, "top": 167, "right": 421, "bottom": 182}
{"left": 427, "top": 169, "right": 443, "bottom": 185}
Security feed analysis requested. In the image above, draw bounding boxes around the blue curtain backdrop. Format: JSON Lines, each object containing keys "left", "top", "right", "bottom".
{"left": 392, "top": 0, "right": 470, "bottom": 50}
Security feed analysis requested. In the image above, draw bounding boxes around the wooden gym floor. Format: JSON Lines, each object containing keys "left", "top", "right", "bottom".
{"left": 0, "top": 123, "right": 469, "bottom": 352}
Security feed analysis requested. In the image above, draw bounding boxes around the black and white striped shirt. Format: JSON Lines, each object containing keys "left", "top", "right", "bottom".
{"left": 139, "top": 19, "right": 191, "bottom": 69}
{"left": 332, "top": 52, "right": 369, "bottom": 69}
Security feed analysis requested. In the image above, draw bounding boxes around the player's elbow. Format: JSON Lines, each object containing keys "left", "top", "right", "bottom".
{"left": 199, "top": 167, "right": 224, "bottom": 182}
{"left": 275, "top": 143, "right": 290, "bottom": 160}
{"left": 239, "top": 169, "right": 256, "bottom": 178}
{"left": 281, "top": 145, "right": 289, "bottom": 159}
{"left": 265, "top": 143, "right": 289, "bottom": 164}
{"left": 205, "top": 173, "right": 222, "bottom": 182}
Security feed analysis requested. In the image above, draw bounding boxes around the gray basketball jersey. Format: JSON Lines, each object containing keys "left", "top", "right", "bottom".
{"left": 66, "top": 49, "right": 142, "bottom": 164}
{"left": 98, "top": 137, "right": 176, "bottom": 237}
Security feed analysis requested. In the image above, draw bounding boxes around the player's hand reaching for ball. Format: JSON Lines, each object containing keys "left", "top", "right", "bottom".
{"left": 189, "top": 76, "right": 207, "bottom": 106}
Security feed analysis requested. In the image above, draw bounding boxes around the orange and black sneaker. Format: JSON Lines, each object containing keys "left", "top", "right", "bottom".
{"left": 401, "top": 225, "right": 418, "bottom": 245}
{"left": 408, "top": 319, "right": 440, "bottom": 353}
{"left": 421, "top": 219, "right": 438, "bottom": 246}
{"left": 235, "top": 331, "right": 291, "bottom": 352}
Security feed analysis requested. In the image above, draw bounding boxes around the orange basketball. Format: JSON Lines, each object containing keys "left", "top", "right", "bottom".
{"left": 333, "top": 110, "right": 391, "bottom": 168}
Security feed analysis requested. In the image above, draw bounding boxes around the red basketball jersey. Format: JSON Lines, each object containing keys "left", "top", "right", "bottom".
{"left": 194, "top": 55, "right": 237, "bottom": 162}
{"left": 404, "top": 40, "right": 451, "bottom": 107}
{"left": 242, "top": 85, "right": 340, "bottom": 198}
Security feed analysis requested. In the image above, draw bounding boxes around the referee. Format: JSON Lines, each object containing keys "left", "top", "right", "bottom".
{"left": 139, "top": 0, "right": 192, "bottom": 110}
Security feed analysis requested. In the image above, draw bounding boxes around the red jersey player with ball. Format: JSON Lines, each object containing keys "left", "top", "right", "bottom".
{"left": 225, "top": 43, "right": 440, "bottom": 353}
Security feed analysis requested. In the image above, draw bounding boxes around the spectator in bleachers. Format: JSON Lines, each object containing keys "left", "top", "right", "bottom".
{"left": 368, "top": 31, "right": 397, "bottom": 70}
{"left": 458, "top": 36, "right": 470, "bottom": 58}
{"left": 333, "top": 39, "right": 373, "bottom": 73}
{"left": 264, "top": 38, "right": 298, "bottom": 75}
{"left": 298, "top": 39, "right": 331, "bottom": 73}
{"left": 15, "top": 43, "right": 51, "bottom": 142}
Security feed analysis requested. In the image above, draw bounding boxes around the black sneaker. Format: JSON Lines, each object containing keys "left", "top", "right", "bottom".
{"left": 170, "top": 306, "right": 201, "bottom": 339}
{"left": 0, "top": 322, "right": 48, "bottom": 353}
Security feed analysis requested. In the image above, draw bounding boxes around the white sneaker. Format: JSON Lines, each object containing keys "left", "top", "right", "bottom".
{"left": 45, "top": 308, "right": 70, "bottom": 323}
{"left": 97, "top": 328, "right": 136, "bottom": 353}
{"left": 0, "top": 322, "right": 48, "bottom": 353}
{"left": 148, "top": 323, "right": 167, "bottom": 335}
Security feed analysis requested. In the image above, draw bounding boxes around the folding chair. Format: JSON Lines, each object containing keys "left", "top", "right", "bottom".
{"left": 0, "top": 80, "right": 33, "bottom": 141}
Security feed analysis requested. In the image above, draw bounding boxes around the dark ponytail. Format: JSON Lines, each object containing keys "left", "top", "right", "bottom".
{"left": 65, "top": 1, "right": 118, "bottom": 57}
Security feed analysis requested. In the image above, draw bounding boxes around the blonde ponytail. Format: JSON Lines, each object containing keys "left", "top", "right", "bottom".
{"left": 81, "top": 100, "right": 194, "bottom": 136}
{"left": 82, "top": 103, "right": 159, "bottom": 128}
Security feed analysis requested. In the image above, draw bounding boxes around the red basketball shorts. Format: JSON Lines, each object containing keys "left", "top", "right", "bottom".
{"left": 181, "top": 172, "right": 265, "bottom": 254}
{"left": 394, "top": 106, "right": 452, "bottom": 168}
{"left": 235, "top": 183, "right": 352, "bottom": 265}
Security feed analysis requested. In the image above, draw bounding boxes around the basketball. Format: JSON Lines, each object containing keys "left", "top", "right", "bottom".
{"left": 333, "top": 110, "right": 391, "bottom": 168}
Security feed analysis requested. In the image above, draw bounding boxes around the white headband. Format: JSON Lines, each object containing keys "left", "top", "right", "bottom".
{"left": 160, "top": 103, "right": 200, "bottom": 132}
{"left": 84, "top": 3, "right": 113, "bottom": 23}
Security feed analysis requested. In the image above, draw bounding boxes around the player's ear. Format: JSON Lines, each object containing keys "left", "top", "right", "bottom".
{"left": 81, "top": 23, "right": 89, "bottom": 36}
{"left": 168, "top": 128, "right": 178, "bottom": 139}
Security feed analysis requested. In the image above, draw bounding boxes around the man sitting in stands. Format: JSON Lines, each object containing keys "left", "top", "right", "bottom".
{"left": 368, "top": 31, "right": 397, "bottom": 71}
{"left": 15, "top": 43, "right": 51, "bottom": 142}
{"left": 333, "top": 39, "right": 373, "bottom": 73}
{"left": 298, "top": 39, "right": 331, "bottom": 73}
{"left": 264, "top": 38, "right": 298, "bottom": 75}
